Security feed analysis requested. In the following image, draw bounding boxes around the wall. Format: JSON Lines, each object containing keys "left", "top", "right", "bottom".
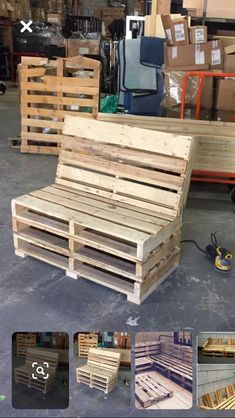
{"left": 198, "top": 333, "right": 235, "bottom": 347}
{"left": 198, "top": 364, "right": 235, "bottom": 400}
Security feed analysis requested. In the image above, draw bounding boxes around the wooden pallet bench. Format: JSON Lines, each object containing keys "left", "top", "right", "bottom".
{"left": 15, "top": 348, "right": 59, "bottom": 394}
{"left": 151, "top": 354, "right": 192, "bottom": 392}
{"left": 135, "top": 372, "right": 173, "bottom": 408}
{"left": 20, "top": 56, "right": 100, "bottom": 155}
{"left": 16, "top": 333, "right": 36, "bottom": 358}
{"left": 135, "top": 357, "right": 153, "bottom": 374}
{"left": 78, "top": 333, "right": 98, "bottom": 357}
{"left": 160, "top": 342, "right": 193, "bottom": 363}
{"left": 12, "top": 116, "right": 194, "bottom": 304}
{"left": 135, "top": 342, "right": 161, "bottom": 358}
{"left": 76, "top": 348, "right": 120, "bottom": 394}
{"left": 202, "top": 338, "right": 235, "bottom": 357}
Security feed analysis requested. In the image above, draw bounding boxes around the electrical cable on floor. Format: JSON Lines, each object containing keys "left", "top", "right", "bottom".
{"left": 181, "top": 239, "right": 207, "bottom": 254}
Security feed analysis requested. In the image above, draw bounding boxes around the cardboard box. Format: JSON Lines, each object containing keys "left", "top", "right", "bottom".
{"left": 162, "top": 15, "right": 189, "bottom": 46}
{"left": 164, "top": 70, "right": 213, "bottom": 109}
{"left": 189, "top": 26, "right": 207, "bottom": 44}
{"left": 155, "top": 0, "right": 171, "bottom": 15}
{"left": 224, "top": 45, "right": 235, "bottom": 73}
{"left": 66, "top": 39, "right": 100, "bottom": 57}
{"left": 206, "top": 0, "right": 235, "bottom": 19}
{"left": 145, "top": 14, "right": 182, "bottom": 38}
{"left": 165, "top": 40, "right": 223, "bottom": 69}
{"left": 215, "top": 79, "right": 235, "bottom": 111}
{"left": 183, "top": 0, "right": 205, "bottom": 16}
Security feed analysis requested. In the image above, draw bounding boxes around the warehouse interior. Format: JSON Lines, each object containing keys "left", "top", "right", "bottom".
{"left": 0, "top": 1, "right": 235, "bottom": 417}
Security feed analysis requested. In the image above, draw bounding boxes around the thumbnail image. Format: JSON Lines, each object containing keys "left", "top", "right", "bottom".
{"left": 135, "top": 332, "right": 192, "bottom": 409}
{"left": 74, "top": 332, "right": 131, "bottom": 406}
{"left": 198, "top": 363, "right": 235, "bottom": 410}
{"left": 12, "top": 332, "right": 69, "bottom": 409}
{"left": 198, "top": 332, "right": 235, "bottom": 363}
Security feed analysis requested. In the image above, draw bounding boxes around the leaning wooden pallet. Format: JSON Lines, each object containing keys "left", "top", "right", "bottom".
{"left": 78, "top": 333, "right": 98, "bottom": 357}
{"left": 76, "top": 348, "right": 120, "bottom": 394}
{"left": 16, "top": 333, "right": 36, "bottom": 358}
{"left": 12, "top": 116, "right": 195, "bottom": 304}
{"left": 15, "top": 348, "right": 59, "bottom": 394}
{"left": 135, "top": 372, "right": 174, "bottom": 408}
{"left": 20, "top": 56, "right": 100, "bottom": 155}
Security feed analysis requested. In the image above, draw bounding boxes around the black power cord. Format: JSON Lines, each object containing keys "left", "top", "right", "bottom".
{"left": 181, "top": 233, "right": 219, "bottom": 254}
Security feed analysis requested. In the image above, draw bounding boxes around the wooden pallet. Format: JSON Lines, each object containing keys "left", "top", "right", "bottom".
{"left": 202, "top": 339, "right": 235, "bottom": 357}
{"left": 135, "top": 341, "right": 161, "bottom": 358}
{"left": 201, "top": 385, "right": 235, "bottom": 410}
{"left": 135, "top": 357, "right": 153, "bottom": 374}
{"left": 135, "top": 372, "right": 174, "bottom": 408}
{"left": 12, "top": 116, "right": 195, "bottom": 304}
{"left": 16, "top": 333, "right": 36, "bottom": 358}
{"left": 160, "top": 342, "right": 193, "bottom": 363}
{"left": 15, "top": 348, "right": 59, "bottom": 394}
{"left": 78, "top": 333, "right": 98, "bottom": 357}
{"left": 76, "top": 348, "right": 120, "bottom": 394}
{"left": 151, "top": 353, "right": 192, "bottom": 392}
{"left": 20, "top": 56, "right": 100, "bottom": 155}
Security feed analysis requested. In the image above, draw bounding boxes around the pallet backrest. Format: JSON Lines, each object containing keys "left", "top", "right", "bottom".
{"left": 201, "top": 393, "right": 216, "bottom": 408}
{"left": 160, "top": 342, "right": 192, "bottom": 364}
{"left": 25, "top": 348, "right": 59, "bottom": 373}
{"left": 59, "top": 116, "right": 194, "bottom": 220}
{"left": 87, "top": 348, "right": 120, "bottom": 373}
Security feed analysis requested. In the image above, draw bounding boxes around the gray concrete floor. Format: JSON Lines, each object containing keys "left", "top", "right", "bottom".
{"left": 0, "top": 86, "right": 235, "bottom": 417}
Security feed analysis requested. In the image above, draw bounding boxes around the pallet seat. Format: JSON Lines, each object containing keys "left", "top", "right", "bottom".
{"left": 12, "top": 116, "right": 195, "bottom": 304}
{"left": 135, "top": 371, "right": 173, "bottom": 408}
{"left": 15, "top": 348, "right": 59, "bottom": 394}
{"left": 76, "top": 348, "right": 120, "bottom": 394}
{"left": 202, "top": 338, "right": 235, "bottom": 357}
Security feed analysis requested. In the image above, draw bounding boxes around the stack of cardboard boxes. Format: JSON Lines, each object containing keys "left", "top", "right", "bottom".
{"left": 102, "top": 7, "right": 125, "bottom": 37}
{"left": 162, "top": 14, "right": 235, "bottom": 121}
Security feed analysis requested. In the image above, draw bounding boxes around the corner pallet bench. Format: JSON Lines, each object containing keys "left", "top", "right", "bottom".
{"left": 151, "top": 354, "right": 192, "bottom": 391}
{"left": 76, "top": 348, "right": 120, "bottom": 394}
{"left": 12, "top": 116, "right": 194, "bottom": 304}
{"left": 15, "top": 348, "right": 59, "bottom": 394}
{"left": 135, "top": 372, "right": 174, "bottom": 408}
{"left": 78, "top": 333, "right": 98, "bottom": 357}
{"left": 16, "top": 333, "right": 36, "bottom": 358}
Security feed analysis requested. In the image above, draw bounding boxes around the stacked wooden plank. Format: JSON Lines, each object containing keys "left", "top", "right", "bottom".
{"left": 12, "top": 116, "right": 195, "bottom": 304}
{"left": 135, "top": 342, "right": 160, "bottom": 373}
{"left": 15, "top": 348, "right": 59, "bottom": 394}
{"left": 160, "top": 342, "right": 193, "bottom": 363}
{"left": 16, "top": 333, "right": 36, "bottom": 358}
{"left": 98, "top": 113, "right": 235, "bottom": 176}
{"left": 76, "top": 348, "right": 120, "bottom": 394}
{"left": 78, "top": 333, "right": 98, "bottom": 358}
{"left": 20, "top": 56, "right": 100, "bottom": 155}
{"left": 135, "top": 372, "right": 173, "bottom": 408}
{"left": 202, "top": 339, "right": 235, "bottom": 357}
{"left": 135, "top": 357, "right": 153, "bottom": 374}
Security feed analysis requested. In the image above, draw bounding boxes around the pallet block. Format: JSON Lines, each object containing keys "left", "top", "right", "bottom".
{"left": 16, "top": 333, "right": 36, "bottom": 358}
{"left": 20, "top": 56, "right": 100, "bottom": 154}
{"left": 135, "top": 372, "right": 174, "bottom": 408}
{"left": 78, "top": 333, "right": 98, "bottom": 357}
{"left": 15, "top": 348, "right": 59, "bottom": 394}
{"left": 76, "top": 348, "right": 120, "bottom": 394}
{"left": 12, "top": 116, "right": 195, "bottom": 304}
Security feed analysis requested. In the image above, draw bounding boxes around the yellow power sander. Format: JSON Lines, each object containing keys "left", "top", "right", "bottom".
{"left": 182, "top": 233, "right": 233, "bottom": 272}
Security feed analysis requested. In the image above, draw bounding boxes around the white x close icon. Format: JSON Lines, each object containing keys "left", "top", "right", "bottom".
{"left": 20, "top": 20, "right": 33, "bottom": 33}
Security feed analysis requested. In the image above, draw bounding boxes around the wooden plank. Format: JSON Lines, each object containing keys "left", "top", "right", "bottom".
{"left": 63, "top": 116, "right": 192, "bottom": 160}
{"left": 21, "top": 82, "right": 99, "bottom": 95}
{"left": 21, "top": 95, "right": 96, "bottom": 107}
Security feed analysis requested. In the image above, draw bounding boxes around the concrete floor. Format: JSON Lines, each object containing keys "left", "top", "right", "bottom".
{"left": 0, "top": 86, "right": 235, "bottom": 417}
{"left": 135, "top": 371, "right": 192, "bottom": 410}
